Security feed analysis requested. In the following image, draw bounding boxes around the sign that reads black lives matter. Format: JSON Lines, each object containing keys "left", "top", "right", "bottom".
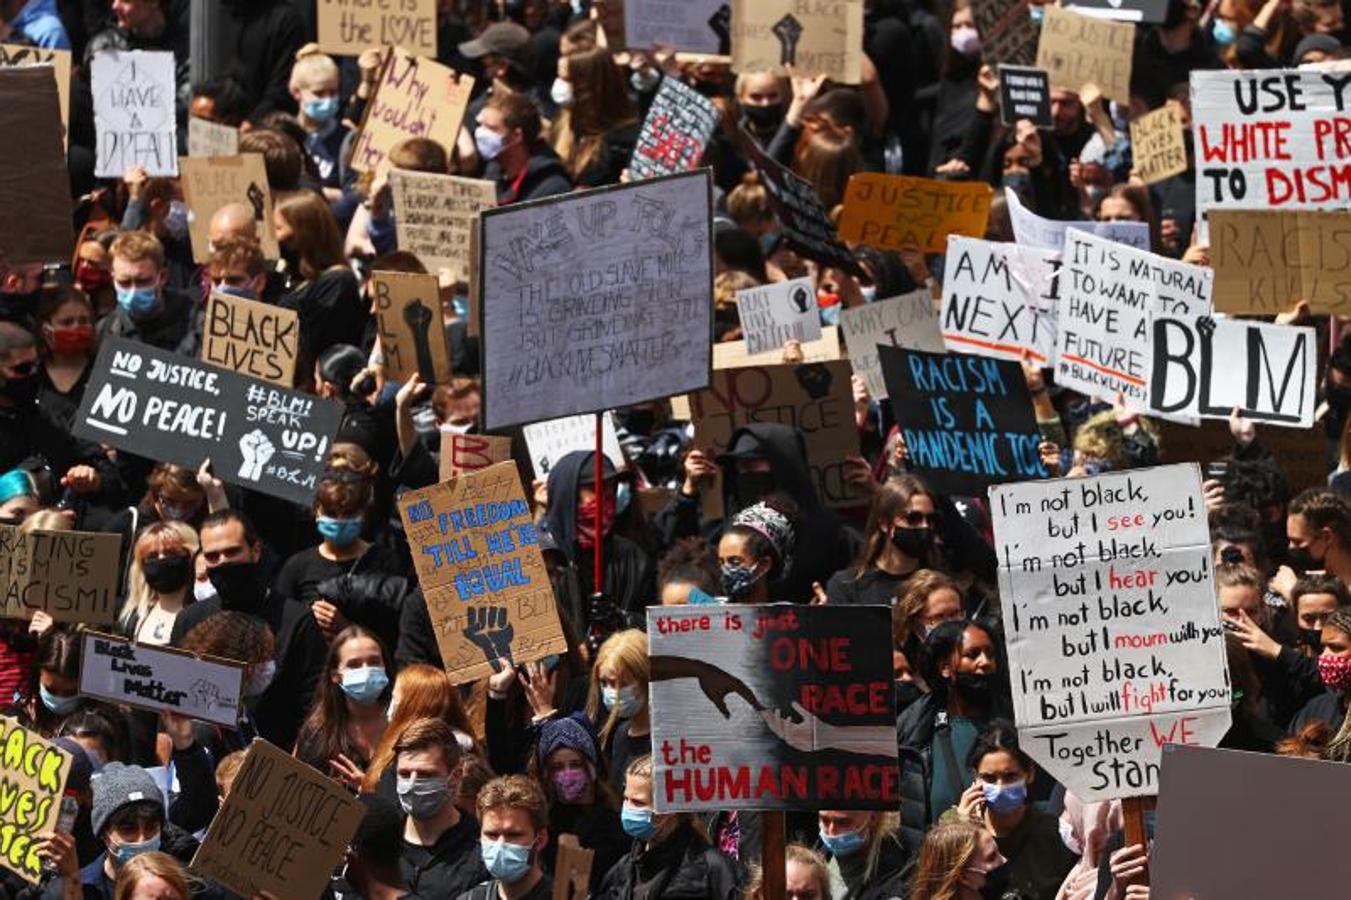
{"left": 478, "top": 170, "right": 714, "bottom": 429}
{"left": 998, "top": 65, "right": 1052, "bottom": 128}
{"left": 74, "top": 337, "right": 345, "bottom": 505}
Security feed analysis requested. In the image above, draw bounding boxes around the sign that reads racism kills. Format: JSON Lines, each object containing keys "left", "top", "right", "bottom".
{"left": 74, "top": 338, "right": 345, "bottom": 506}
{"left": 879, "top": 346, "right": 1045, "bottom": 496}
{"left": 399, "top": 462, "right": 568, "bottom": 682}
{"left": 1208, "top": 209, "right": 1351, "bottom": 316}
{"left": 647, "top": 604, "right": 899, "bottom": 812}
{"left": 478, "top": 171, "right": 714, "bottom": 429}
{"left": 990, "top": 465, "right": 1231, "bottom": 801}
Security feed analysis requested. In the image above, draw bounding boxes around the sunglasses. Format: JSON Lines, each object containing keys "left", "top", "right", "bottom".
{"left": 902, "top": 511, "right": 941, "bottom": 528}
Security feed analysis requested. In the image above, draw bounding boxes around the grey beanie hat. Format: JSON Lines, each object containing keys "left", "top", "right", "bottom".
{"left": 91, "top": 763, "right": 163, "bottom": 837}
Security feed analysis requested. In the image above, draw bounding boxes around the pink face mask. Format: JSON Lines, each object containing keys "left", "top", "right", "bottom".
{"left": 1319, "top": 653, "right": 1351, "bottom": 692}
{"left": 553, "top": 768, "right": 590, "bottom": 802}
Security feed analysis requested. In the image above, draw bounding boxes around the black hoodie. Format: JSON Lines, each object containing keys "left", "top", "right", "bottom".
{"left": 487, "top": 143, "right": 574, "bottom": 205}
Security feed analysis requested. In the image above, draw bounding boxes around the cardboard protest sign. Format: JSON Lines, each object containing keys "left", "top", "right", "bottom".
{"left": 683, "top": 361, "right": 867, "bottom": 519}
{"left": 0, "top": 66, "right": 72, "bottom": 264}
{"left": 192, "top": 739, "right": 363, "bottom": 899}
{"left": 713, "top": 326, "right": 842, "bottom": 369}
{"left": 74, "top": 337, "right": 345, "bottom": 506}
{"left": 78, "top": 632, "right": 245, "bottom": 727}
{"left": 398, "top": 462, "right": 568, "bottom": 681}
{"left": 351, "top": 49, "right": 473, "bottom": 173}
{"left": 734, "top": 277, "right": 823, "bottom": 356}
{"left": 1006, "top": 188, "right": 1149, "bottom": 252}
{"left": 942, "top": 236, "right": 1059, "bottom": 365}
{"left": 1035, "top": 6, "right": 1133, "bottom": 104}
{"left": 839, "top": 291, "right": 945, "bottom": 400}
{"left": 630, "top": 76, "right": 719, "bottom": 181}
{"left": 1130, "top": 105, "right": 1188, "bottom": 185}
{"left": 479, "top": 170, "right": 714, "bottom": 429}
{"left": 187, "top": 116, "right": 238, "bottom": 157}
{"left": 91, "top": 49, "right": 177, "bottom": 177}
{"left": 179, "top": 154, "right": 278, "bottom": 262}
{"left": 1191, "top": 69, "right": 1351, "bottom": 233}
{"left": 998, "top": 65, "right": 1052, "bottom": 128}
{"left": 975, "top": 0, "right": 1039, "bottom": 66}
{"left": 317, "top": 0, "right": 435, "bottom": 56}
{"left": 1065, "top": 0, "right": 1169, "bottom": 22}
{"left": 0, "top": 527, "right": 121, "bottom": 626}
{"left": 552, "top": 835, "right": 595, "bottom": 900}
{"left": 371, "top": 270, "right": 453, "bottom": 386}
{"left": 1209, "top": 209, "right": 1351, "bottom": 315}
{"left": 625, "top": 0, "right": 728, "bottom": 54}
{"left": 989, "top": 464, "right": 1231, "bottom": 801}
{"left": 1154, "top": 745, "right": 1351, "bottom": 898}
{"left": 522, "top": 413, "right": 626, "bottom": 480}
{"left": 1055, "top": 229, "right": 1213, "bottom": 411}
{"left": 879, "top": 346, "right": 1044, "bottom": 495}
{"left": 744, "top": 135, "right": 862, "bottom": 275}
{"left": 0, "top": 718, "right": 71, "bottom": 883}
{"left": 0, "top": 44, "right": 70, "bottom": 147}
{"left": 201, "top": 292, "right": 299, "bottom": 387}
{"left": 648, "top": 604, "right": 899, "bottom": 812}
{"left": 388, "top": 169, "right": 495, "bottom": 285}
{"left": 1151, "top": 316, "right": 1317, "bottom": 428}
{"left": 439, "top": 431, "right": 514, "bottom": 482}
{"left": 1156, "top": 418, "right": 1326, "bottom": 496}
{"left": 838, "top": 173, "right": 993, "bottom": 255}
{"left": 730, "top": 0, "right": 864, "bottom": 83}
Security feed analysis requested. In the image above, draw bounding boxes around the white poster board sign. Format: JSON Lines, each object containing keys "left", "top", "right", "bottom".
{"left": 625, "top": 0, "right": 726, "bottom": 54}
{"left": 839, "top": 291, "right": 944, "bottom": 399}
{"left": 1006, "top": 188, "right": 1149, "bottom": 252}
{"left": 78, "top": 632, "right": 244, "bottom": 728}
{"left": 990, "top": 464, "right": 1231, "bottom": 801}
{"left": 522, "top": 411, "right": 627, "bottom": 480}
{"left": 479, "top": 171, "right": 714, "bottom": 429}
{"left": 734, "top": 277, "right": 822, "bottom": 356}
{"left": 1190, "top": 68, "right": 1351, "bottom": 237}
{"left": 1055, "top": 229, "right": 1213, "bottom": 412}
{"left": 1151, "top": 317, "right": 1317, "bottom": 428}
{"left": 942, "top": 236, "right": 1059, "bottom": 365}
{"left": 91, "top": 50, "right": 177, "bottom": 178}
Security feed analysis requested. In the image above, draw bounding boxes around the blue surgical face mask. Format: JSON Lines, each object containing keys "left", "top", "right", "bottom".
{"left": 481, "top": 838, "right": 534, "bottom": 883}
{"left": 116, "top": 285, "right": 159, "bottom": 319}
{"left": 820, "top": 304, "right": 841, "bottom": 327}
{"left": 39, "top": 684, "right": 80, "bottom": 716}
{"left": 163, "top": 200, "right": 189, "bottom": 241}
{"left": 475, "top": 125, "right": 505, "bottom": 161}
{"left": 601, "top": 684, "right": 643, "bottom": 718}
{"left": 621, "top": 804, "right": 657, "bottom": 840}
{"left": 110, "top": 831, "right": 160, "bottom": 865}
{"left": 860, "top": 285, "right": 878, "bottom": 304}
{"left": 317, "top": 515, "right": 363, "bottom": 548}
{"left": 819, "top": 827, "right": 868, "bottom": 858}
{"left": 981, "top": 779, "right": 1028, "bottom": 815}
{"left": 340, "top": 665, "right": 389, "bottom": 704}
{"left": 539, "top": 653, "right": 562, "bottom": 672}
{"left": 1211, "top": 18, "right": 1237, "bottom": 46}
{"left": 213, "top": 282, "right": 256, "bottom": 301}
{"left": 303, "top": 96, "right": 340, "bottom": 122}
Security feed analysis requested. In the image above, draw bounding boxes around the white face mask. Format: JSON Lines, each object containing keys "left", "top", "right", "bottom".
{"left": 550, "top": 77, "right": 574, "bottom": 107}
{"left": 440, "top": 421, "right": 473, "bottom": 435}
{"left": 193, "top": 580, "right": 218, "bottom": 603}
{"left": 475, "top": 125, "right": 505, "bottom": 161}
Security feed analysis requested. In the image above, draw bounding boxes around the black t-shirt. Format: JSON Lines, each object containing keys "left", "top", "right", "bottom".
{"left": 274, "top": 543, "right": 401, "bottom": 607}
{"left": 608, "top": 725, "right": 652, "bottom": 795}
{"left": 824, "top": 565, "right": 913, "bottom": 606}
{"left": 400, "top": 812, "right": 488, "bottom": 899}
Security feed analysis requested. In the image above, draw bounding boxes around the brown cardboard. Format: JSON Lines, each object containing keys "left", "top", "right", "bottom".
{"left": 201, "top": 291, "right": 299, "bottom": 387}
{"left": 317, "top": 0, "right": 436, "bottom": 56}
{"left": 0, "top": 527, "right": 122, "bottom": 626}
{"left": 438, "top": 432, "right": 514, "bottom": 482}
{"left": 388, "top": 168, "right": 496, "bottom": 285}
{"left": 179, "top": 154, "right": 279, "bottom": 263}
{"left": 1210, "top": 209, "right": 1351, "bottom": 316}
{"left": 1035, "top": 5, "right": 1133, "bottom": 104}
{"left": 730, "top": 0, "right": 864, "bottom": 83}
{"left": 350, "top": 49, "right": 473, "bottom": 173}
{"left": 0, "top": 44, "right": 70, "bottom": 148}
{"left": 1130, "top": 105, "right": 1188, "bottom": 185}
{"left": 0, "top": 66, "right": 73, "bottom": 264}
{"left": 371, "top": 270, "right": 454, "bottom": 386}
{"left": 838, "top": 173, "right": 993, "bottom": 254}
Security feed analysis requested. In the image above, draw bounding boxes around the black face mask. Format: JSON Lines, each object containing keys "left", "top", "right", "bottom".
{"left": 0, "top": 373, "right": 40, "bottom": 405}
{"left": 895, "top": 680, "right": 924, "bottom": 713}
{"left": 743, "top": 103, "right": 784, "bottom": 133}
{"left": 142, "top": 555, "right": 193, "bottom": 594}
{"left": 954, "top": 671, "right": 995, "bottom": 702}
{"left": 891, "top": 527, "right": 931, "bottom": 560}
{"left": 735, "top": 470, "right": 775, "bottom": 506}
{"left": 206, "top": 560, "right": 265, "bottom": 610}
{"left": 619, "top": 408, "right": 656, "bottom": 436}
{"left": 1287, "top": 544, "right": 1323, "bottom": 574}
{"left": 1327, "top": 383, "right": 1351, "bottom": 413}
{"left": 1301, "top": 628, "right": 1324, "bottom": 652}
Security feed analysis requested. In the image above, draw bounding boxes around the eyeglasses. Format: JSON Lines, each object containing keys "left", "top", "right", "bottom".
{"left": 902, "top": 511, "right": 941, "bottom": 528}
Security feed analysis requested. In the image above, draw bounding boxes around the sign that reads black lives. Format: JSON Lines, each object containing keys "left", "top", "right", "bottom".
{"left": 878, "top": 345, "right": 1045, "bottom": 496}
{"left": 74, "top": 337, "right": 345, "bottom": 505}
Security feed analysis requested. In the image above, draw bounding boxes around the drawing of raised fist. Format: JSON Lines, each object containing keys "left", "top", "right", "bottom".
{"left": 465, "top": 605, "right": 515, "bottom": 671}
{"left": 237, "top": 429, "right": 275, "bottom": 481}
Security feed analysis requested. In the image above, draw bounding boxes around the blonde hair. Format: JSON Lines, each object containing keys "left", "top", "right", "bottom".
{"left": 120, "top": 520, "right": 200, "bottom": 632}
{"left": 585, "top": 629, "right": 649, "bottom": 748}
{"left": 290, "top": 43, "right": 339, "bottom": 92}
{"left": 113, "top": 851, "right": 192, "bottom": 900}
{"left": 908, "top": 821, "right": 982, "bottom": 900}
{"left": 110, "top": 230, "right": 166, "bottom": 270}
{"left": 743, "top": 843, "right": 829, "bottom": 900}
{"left": 18, "top": 509, "right": 73, "bottom": 533}
{"left": 1073, "top": 409, "right": 1160, "bottom": 468}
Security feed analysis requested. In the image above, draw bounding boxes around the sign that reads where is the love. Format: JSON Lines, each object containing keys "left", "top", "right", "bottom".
{"left": 989, "top": 464, "right": 1231, "bottom": 801}
{"left": 317, "top": 0, "right": 436, "bottom": 56}
{"left": 78, "top": 632, "right": 245, "bottom": 727}
{"left": 734, "top": 277, "right": 823, "bottom": 356}
{"left": 399, "top": 461, "right": 568, "bottom": 683}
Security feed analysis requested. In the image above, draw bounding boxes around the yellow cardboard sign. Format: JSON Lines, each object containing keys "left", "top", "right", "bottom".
{"left": 838, "top": 173, "right": 992, "bottom": 254}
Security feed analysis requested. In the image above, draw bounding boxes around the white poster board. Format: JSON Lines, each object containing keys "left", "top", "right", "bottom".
{"left": 187, "top": 117, "right": 238, "bottom": 158}
{"left": 522, "top": 412, "right": 627, "bottom": 480}
{"left": 734, "top": 277, "right": 822, "bottom": 356}
{"left": 91, "top": 50, "right": 177, "bottom": 177}
{"left": 1055, "top": 228, "right": 1212, "bottom": 413}
{"left": 839, "top": 291, "right": 944, "bottom": 399}
{"left": 990, "top": 464, "right": 1231, "bottom": 801}
{"left": 1151, "top": 317, "right": 1317, "bottom": 428}
{"left": 1190, "top": 68, "right": 1351, "bottom": 238}
{"left": 942, "top": 236, "right": 1059, "bottom": 365}
{"left": 479, "top": 171, "right": 714, "bottom": 429}
{"left": 1006, "top": 188, "right": 1150, "bottom": 252}
{"left": 625, "top": 0, "right": 726, "bottom": 54}
{"left": 78, "top": 632, "right": 244, "bottom": 727}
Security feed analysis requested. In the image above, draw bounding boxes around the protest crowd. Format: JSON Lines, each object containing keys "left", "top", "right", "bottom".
{"left": 1, "top": 0, "right": 1350, "bottom": 897}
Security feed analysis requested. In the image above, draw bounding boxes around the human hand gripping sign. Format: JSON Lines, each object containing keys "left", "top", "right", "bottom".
{"left": 237, "top": 429, "right": 275, "bottom": 481}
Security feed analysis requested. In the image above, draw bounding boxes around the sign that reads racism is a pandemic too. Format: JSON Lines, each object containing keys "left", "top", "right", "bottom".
{"left": 990, "top": 464, "right": 1231, "bottom": 801}
{"left": 647, "top": 604, "right": 899, "bottom": 813}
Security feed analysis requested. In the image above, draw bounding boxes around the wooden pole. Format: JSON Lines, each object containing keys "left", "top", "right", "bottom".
{"left": 1121, "top": 795, "right": 1153, "bottom": 886}
{"left": 762, "top": 811, "right": 786, "bottom": 899}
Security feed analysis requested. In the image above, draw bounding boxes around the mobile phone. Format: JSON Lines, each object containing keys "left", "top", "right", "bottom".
{"left": 55, "top": 793, "right": 78, "bottom": 833}
{"left": 1205, "top": 460, "right": 1230, "bottom": 482}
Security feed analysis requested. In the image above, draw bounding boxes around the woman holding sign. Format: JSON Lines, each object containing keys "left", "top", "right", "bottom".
{"left": 294, "top": 625, "right": 391, "bottom": 789}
